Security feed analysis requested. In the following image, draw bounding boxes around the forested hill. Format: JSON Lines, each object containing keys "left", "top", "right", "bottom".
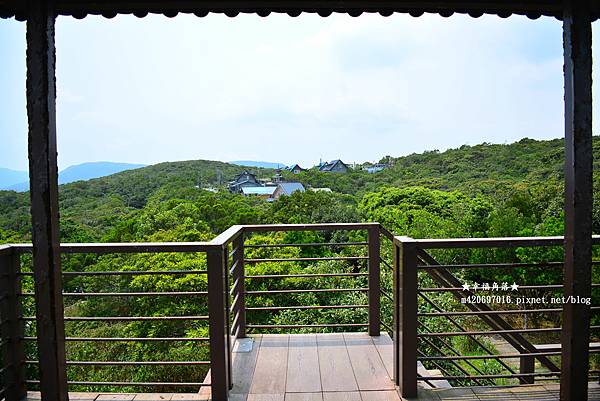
{"left": 0, "top": 159, "right": 275, "bottom": 238}
{"left": 290, "top": 137, "right": 600, "bottom": 195}
{"left": 1, "top": 136, "right": 599, "bottom": 241}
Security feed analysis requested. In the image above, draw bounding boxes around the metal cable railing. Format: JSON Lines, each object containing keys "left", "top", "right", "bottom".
{"left": 228, "top": 223, "right": 382, "bottom": 336}
{"left": 1, "top": 236, "right": 240, "bottom": 399}
{"left": 5, "top": 225, "right": 599, "bottom": 401}
{"left": 392, "top": 235, "right": 600, "bottom": 395}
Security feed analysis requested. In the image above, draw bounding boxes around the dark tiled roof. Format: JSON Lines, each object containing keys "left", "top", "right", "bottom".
{"left": 319, "top": 160, "right": 347, "bottom": 171}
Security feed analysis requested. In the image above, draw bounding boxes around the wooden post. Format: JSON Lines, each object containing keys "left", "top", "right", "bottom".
{"left": 368, "top": 225, "right": 381, "bottom": 336}
{"left": 0, "top": 249, "right": 27, "bottom": 401}
{"left": 394, "top": 237, "right": 417, "bottom": 398}
{"left": 207, "top": 247, "right": 230, "bottom": 401}
{"left": 224, "top": 244, "right": 233, "bottom": 390}
{"left": 519, "top": 356, "right": 535, "bottom": 385}
{"left": 562, "top": 2, "right": 593, "bottom": 401}
{"left": 232, "top": 235, "right": 246, "bottom": 338}
{"left": 26, "top": 1, "right": 68, "bottom": 400}
{"left": 393, "top": 242, "right": 400, "bottom": 386}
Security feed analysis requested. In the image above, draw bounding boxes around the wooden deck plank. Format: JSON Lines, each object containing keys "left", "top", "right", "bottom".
{"left": 68, "top": 393, "right": 100, "bottom": 400}
{"left": 169, "top": 395, "right": 207, "bottom": 401}
{"left": 232, "top": 335, "right": 263, "bottom": 394}
{"left": 284, "top": 392, "right": 323, "bottom": 401}
{"left": 371, "top": 334, "right": 394, "bottom": 380}
{"left": 250, "top": 334, "right": 290, "bottom": 394}
{"left": 228, "top": 394, "right": 248, "bottom": 401}
{"left": 322, "top": 392, "right": 362, "bottom": 401}
{"left": 428, "top": 388, "right": 478, "bottom": 400}
{"left": 359, "top": 391, "right": 401, "bottom": 401}
{"left": 247, "top": 395, "right": 284, "bottom": 401}
{"left": 344, "top": 333, "right": 394, "bottom": 391}
{"left": 96, "top": 395, "right": 136, "bottom": 401}
{"left": 133, "top": 394, "right": 173, "bottom": 400}
{"left": 317, "top": 334, "right": 359, "bottom": 392}
{"left": 286, "top": 334, "right": 322, "bottom": 393}
{"left": 413, "top": 389, "right": 441, "bottom": 401}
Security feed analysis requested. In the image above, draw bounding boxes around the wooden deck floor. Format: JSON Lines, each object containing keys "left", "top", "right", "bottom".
{"left": 23, "top": 333, "right": 600, "bottom": 400}
{"left": 225, "top": 332, "right": 399, "bottom": 401}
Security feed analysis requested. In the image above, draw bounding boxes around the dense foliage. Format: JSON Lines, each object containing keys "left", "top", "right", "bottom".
{"left": 2, "top": 136, "right": 600, "bottom": 390}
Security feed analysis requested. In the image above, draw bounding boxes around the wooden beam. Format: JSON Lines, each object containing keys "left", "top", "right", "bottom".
{"left": 562, "top": 2, "right": 593, "bottom": 400}
{"left": 26, "top": 0, "right": 68, "bottom": 400}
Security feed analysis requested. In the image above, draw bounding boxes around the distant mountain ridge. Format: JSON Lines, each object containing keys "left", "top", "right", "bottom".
{"left": 0, "top": 168, "right": 28, "bottom": 189}
{"left": 2, "top": 137, "right": 598, "bottom": 237}
{"left": 230, "top": 160, "right": 286, "bottom": 169}
{"left": 1, "top": 162, "right": 146, "bottom": 192}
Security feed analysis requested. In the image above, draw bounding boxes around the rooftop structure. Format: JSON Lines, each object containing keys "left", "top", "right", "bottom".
{"left": 366, "top": 163, "right": 389, "bottom": 173}
{"left": 287, "top": 164, "right": 305, "bottom": 174}
{"left": 318, "top": 160, "right": 350, "bottom": 173}
{"left": 229, "top": 171, "right": 263, "bottom": 194}
{"left": 241, "top": 186, "right": 277, "bottom": 197}
{"left": 272, "top": 182, "right": 305, "bottom": 199}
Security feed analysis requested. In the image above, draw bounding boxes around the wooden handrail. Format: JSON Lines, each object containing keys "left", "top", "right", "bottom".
{"left": 395, "top": 235, "right": 600, "bottom": 249}
{"left": 242, "top": 222, "right": 379, "bottom": 232}
{"left": 9, "top": 242, "right": 214, "bottom": 253}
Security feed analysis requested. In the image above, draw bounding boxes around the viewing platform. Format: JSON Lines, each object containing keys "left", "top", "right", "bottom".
{"left": 22, "top": 329, "right": 600, "bottom": 400}
{"left": 2, "top": 223, "right": 599, "bottom": 401}
{"left": 23, "top": 333, "right": 600, "bottom": 400}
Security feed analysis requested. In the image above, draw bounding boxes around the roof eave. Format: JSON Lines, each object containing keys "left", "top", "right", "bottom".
{"left": 2, "top": 1, "right": 597, "bottom": 21}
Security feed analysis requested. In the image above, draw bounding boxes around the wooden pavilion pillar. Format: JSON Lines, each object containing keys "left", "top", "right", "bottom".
{"left": 561, "top": 2, "right": 593, "bottom": 400}
{"left": 26, "top": 0, "right": 68, "bottom": 400}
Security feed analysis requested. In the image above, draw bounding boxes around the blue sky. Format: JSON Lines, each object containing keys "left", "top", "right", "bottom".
{"left": 0, "top": 13, "right": 599, "bottom": 170}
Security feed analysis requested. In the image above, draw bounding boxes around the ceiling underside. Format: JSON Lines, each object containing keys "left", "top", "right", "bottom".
{"left": 0, "top": 1, "right": 599, "bottom": 21}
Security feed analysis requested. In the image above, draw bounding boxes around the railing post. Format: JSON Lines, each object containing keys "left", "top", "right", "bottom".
{"left": 368, "top": 225, "right": 381, "bottom": 336}
{"left": 224, "top": 244, "right": 233, "bottom": 390}
{"left": 207, "top": 246, "right": 230, "bottom": 401}
{"left": 0, "top": 249, "right": 27, "bottom": 401}
{"left": 520, "top": 356, "right": 535, "bottom": 385}
{"left": 232, "top": 235, "right": 246, "bottom": 338}
{"left": 562, "top": 2, "right": 593, "bottom": 400}
{"left": 393, "top": 237, "right": 418, "bottom": 398}
{"left": 26, "top": 1, "right": 69, "bottom": 400}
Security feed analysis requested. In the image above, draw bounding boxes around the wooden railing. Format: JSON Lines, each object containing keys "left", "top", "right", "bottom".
{"left": 0, "top": 223, "right": 384, "bottom": 401}
{"left": 229, "top": 223, "right": 382, "bottom": 337}
{"left": 3, "top": 226, "right": 598, "bottom": 400}
{"left": 392, "top": 235, "right": 600, "bottom": 398}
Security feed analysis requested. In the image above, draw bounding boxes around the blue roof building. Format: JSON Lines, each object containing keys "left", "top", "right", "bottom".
{"left": 272, "top": 182, "right": 305, "bottom": 200}
{"left": 241, "top": 186, "right": 277, "bottom": 198}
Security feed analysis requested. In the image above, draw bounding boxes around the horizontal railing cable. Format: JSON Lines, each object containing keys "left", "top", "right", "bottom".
{"left": 246, "top": 304, "right": 368, "bottom": 311}
{"left": 244, "top": 242, "right": 368, "bottom": 248}
{"left": 26, "top": 360, "right": 210, "bottom": 366}
{"left": 23, "top": 336, "right": 210, "bottom": 342}
{"left": 244, "top": 256, "right": 368, "bottom": 263}
{"left": 245, "top": 288, "right": 368, "bottom": 295}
